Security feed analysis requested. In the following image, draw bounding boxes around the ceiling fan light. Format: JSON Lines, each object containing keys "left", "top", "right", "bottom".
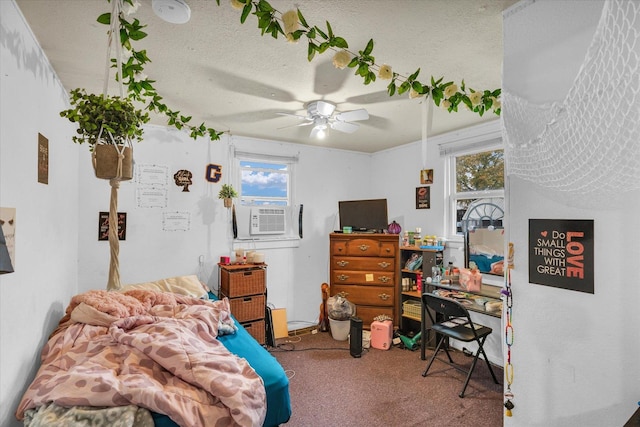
{"left": 316, "top": 128, "right": 326, "bottom": 139}
{"left": 152, "top": 0, "right": 191, "bottom": 24}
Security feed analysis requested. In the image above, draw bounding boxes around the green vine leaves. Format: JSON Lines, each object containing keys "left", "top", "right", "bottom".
{"left": 91, "top": 0, "right": 500, "bottom": 143}
{"left": 232, "top": 0, "right": 501, "bottom": 116}
{"left": 95, "top": 3, "right": 223, "bottom": 141}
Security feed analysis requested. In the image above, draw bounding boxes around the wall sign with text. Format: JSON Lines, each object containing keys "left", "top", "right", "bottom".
{"left": 529, "top": 219, "right": 594, "bottom": 293}
{"left": 99, "top": 212, "right": 127, "bottom": 241}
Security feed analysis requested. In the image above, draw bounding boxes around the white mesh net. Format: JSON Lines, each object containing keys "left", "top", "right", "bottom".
{"left": 503, "top": 0, "right": 640, "bottom": 209}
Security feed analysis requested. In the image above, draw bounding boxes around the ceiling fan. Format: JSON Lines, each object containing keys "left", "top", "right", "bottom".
{"left": 278, "top": 101, "right": 369, "bottom": 139}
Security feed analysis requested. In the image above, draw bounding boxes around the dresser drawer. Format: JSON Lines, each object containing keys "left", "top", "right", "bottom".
{"left": 332, "top": 270, "right": 395, "bottom": 286}
{"left": 224, "top": 293, "right": 266, "bottom": 322}
{"left": 220, "top": 267, "right": 266, "bottom": 297}
{"left": 331, "top": 284, "right": 395, "bottom": 306}
{"left": 332, "top": 238, "right": 396, "bottom": 257}
{"left": 332, "top": 256, "right": 395, "bottom": 271}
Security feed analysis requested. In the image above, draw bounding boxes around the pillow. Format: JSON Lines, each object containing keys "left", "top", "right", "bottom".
{"left": 120, "top": 275, "right": 209, "bottom": 299}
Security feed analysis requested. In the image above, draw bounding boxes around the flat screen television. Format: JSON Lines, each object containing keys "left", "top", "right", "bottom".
{"left": 338, "top": 199, "right": 388, "bottom": 233}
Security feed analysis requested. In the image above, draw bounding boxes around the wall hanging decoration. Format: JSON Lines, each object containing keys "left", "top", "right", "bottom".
{"left": 0, "top": 207, "right": 15, "bottom": 274}
{"left": 173, "top": 169, "right": 193, "bottom": 192}
{"left": 205, "top": 164, "right": 222, "bottom": 183}
{"left": 420, "top": 169, "right": 433, "bottom": 185}
{"left": 503, "top": 0, "right": 639, "bottom": 209}
{"left": 162, "top": 211, "right": 191, "bottom": 231}
{"left": 98, "top": 212, "right": 127, "bottom": 241}
{"left": 37, "top": 133, "right": 48, "bottom": 185}
{"left": 528, "top": 219, "right": 594, "bottom": 293}
{"left": 415, "top": 186, "right": 430, "bottom": 209}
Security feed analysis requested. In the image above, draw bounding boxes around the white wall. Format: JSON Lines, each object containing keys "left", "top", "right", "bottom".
{"left": 503, "top": 1, "right": 640, "bottom": 425}
{"left": 1, "top": 2, "right": 373, "bottom": 424}
{"left": 371, "top": 120, "right": 504, "bottom": 365}
{"left": 0, "top": 2, "right": 79, "bottom": 425}
{"left": 76, "top": 116, "right": 373, "bottom": 330}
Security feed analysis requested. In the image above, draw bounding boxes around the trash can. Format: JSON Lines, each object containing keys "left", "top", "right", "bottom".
{"left": 329, "top": 318, "right": 350, "bottom": 341}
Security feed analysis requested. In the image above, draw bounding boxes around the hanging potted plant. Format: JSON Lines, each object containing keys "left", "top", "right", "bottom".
{"left": 60, "top": 88, "right": 150, "bottom": 181}
{"left": 218, "top": 184, "right": 238, "bottom": 208}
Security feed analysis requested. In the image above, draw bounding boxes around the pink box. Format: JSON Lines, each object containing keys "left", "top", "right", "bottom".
{"left": 370, "top": 320, "right": 393, "bottom": 350}
{"left": 220, "top": 256, "right": 230, "bottom": 265}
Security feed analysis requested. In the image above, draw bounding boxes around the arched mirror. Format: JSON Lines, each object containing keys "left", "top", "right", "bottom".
{"left": 462, "top": 199, "right": 505, "bottom": 277}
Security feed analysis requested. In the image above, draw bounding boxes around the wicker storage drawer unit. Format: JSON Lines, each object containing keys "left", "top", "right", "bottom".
{"left": 219, "top": 263, "right": 267, "bottom": 344}
{"left": 221, "top": 267, "right": 265, "bottom": 297}
{"left": 329, "top": 233, "right": 400, "bottom": 329}
{"left": 242, "top": 320, "right": 266, "bottom": 345}
{"left": 228, "top": 294, "right": 266, "bottom": 322}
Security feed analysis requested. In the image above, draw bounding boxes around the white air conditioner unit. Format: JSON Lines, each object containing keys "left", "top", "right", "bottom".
{"left": 250, "top": 208, "right": 286, "bottom": 235}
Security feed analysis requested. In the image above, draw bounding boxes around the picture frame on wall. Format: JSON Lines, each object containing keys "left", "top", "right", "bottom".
{"left": 38, "top": 133, "right": 48, "bottom": 185}
{"left": 416, "top": 186, "right": 430, "bottom": 209}
{"left": 420, "top": 169, "right": 433, "bottom": 184}
{"left": 98, "top": 212, "right": 127, "bottom": 241}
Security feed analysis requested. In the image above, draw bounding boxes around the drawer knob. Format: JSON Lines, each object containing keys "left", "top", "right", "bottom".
{"left": 337, "top": 274, "right": 349, "bottom": 281}
{"left": 358, "top": 244, "right": 370, "bottom": 251}
{"left": 379, "top": 276, "right": 391, "bottom": 283}
{"left": 378, "top": 262, "right": 391, "bottom": 268}
{"left": 378, "top": 293, "right": 390, "bottom": 301}
{"left": 336, "top": 260, "right": 349, "bottom": 267}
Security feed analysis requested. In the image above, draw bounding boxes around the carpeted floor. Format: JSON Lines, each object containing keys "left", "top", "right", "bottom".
{"left": 269, "top": 331, "right": 503, "bottom": 427}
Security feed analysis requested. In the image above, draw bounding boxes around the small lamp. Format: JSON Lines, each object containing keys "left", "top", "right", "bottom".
{"left": 0, "top": 225, "right": 14, "bottom": 274}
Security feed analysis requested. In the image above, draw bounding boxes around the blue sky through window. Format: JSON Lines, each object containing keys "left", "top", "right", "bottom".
{"left": 240, "top": 161, "right": 288, "bottom": 204}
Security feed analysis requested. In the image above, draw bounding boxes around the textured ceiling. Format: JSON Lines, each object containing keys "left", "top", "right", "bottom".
{"left": 15, "top": 0, "right": 516, "bottom": 153}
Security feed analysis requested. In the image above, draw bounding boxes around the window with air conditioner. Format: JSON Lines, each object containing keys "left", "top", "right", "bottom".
{"left": 231, "top": 149, "right": 300, "bottom": 246}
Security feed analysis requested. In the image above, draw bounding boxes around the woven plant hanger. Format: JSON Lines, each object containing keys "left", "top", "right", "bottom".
{"left": 100, "top": 0, "right": 131, "bottom": 291}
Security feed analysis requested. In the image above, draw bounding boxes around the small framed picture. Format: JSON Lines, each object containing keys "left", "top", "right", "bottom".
{"left": 420, "top": 169, "right": 433, "bottom": 184}
{"left": 98, "top": 212, "right": 127, "bottom": 241}
{"left": 416, "top": 187, "right": 430, "bottom": 209}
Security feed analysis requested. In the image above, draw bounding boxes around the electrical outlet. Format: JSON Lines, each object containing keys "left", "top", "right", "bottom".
{"left": 198, "top": 255, "right": 204, "bottom": 265}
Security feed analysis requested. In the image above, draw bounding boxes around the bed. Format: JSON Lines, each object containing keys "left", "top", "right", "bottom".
{"left": 15, "top": 275, "right": 291, "bottom": 427}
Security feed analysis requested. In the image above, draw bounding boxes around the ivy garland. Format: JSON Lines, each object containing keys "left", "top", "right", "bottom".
{"left": 99, "top": 0, "right": 501, "bottom": 141}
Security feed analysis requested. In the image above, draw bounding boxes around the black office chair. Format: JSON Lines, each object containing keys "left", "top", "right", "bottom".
{"left": 421, "top": 293, "right": 499, "bottom": 397}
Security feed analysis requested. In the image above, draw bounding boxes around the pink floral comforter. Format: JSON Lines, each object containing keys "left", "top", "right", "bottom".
{"left": 16, "top": 290, "right": 266, "bottom": 427}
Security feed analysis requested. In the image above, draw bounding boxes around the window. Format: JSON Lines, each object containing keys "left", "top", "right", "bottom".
{"left": 239, "top": 160, "right": 289, "bottom": 206}
{"left": 233, "top": 150, "right": 297, "bottom": 207}
{"left": 231, "top": 149, "right": 300, "bottom": 247}
{"left": 445, "top": 146, "right": 504, "bottom": 237}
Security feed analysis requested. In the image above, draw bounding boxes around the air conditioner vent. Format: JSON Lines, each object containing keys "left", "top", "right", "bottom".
{"left": 250, "top": 208, "right": 286, "bottom": 235}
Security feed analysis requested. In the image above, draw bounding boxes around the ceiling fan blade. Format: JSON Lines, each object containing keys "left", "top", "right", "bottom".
{"left": 278, "top": 121, "right": 315, "bottom": 130}
{"left": 330, "top": 120, "right": 359, "bottom": 134}
{"left": 277, "top": 112, "right": 309, "bottom": 120}
{"left": 335, "top": 108, "right": 369, "bottom": 122}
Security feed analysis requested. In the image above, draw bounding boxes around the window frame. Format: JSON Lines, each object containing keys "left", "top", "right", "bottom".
{"left": 232, "top": 150, "right": 298, "bottom": 208}
{"left": 443, "top": 140, "right": 504, "bottom": 241}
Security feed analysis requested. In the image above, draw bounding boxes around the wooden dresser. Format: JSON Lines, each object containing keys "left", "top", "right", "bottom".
{"left": 329, "top": 233, "right": 400, "bottom": 329}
